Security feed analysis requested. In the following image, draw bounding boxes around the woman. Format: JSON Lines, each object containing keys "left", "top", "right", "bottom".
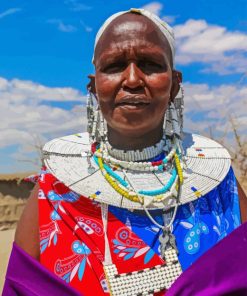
{"left": 3, "top": 8, "right": 247, "bottom": 296}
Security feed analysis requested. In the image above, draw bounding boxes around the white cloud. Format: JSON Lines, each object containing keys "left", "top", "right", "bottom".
{"left": 80, "top": 21, "right": 93, "bottom": 33}
{"left": 47, "top": 19, "right": 77, "bottom": 33}
{"left": 0, "top": 77, "right": 87, "bottom": 153}
{"left": 64, "top": 0, "right": 91, "bottom": 11}
{"left": 175, "top": 19, "right": 208, "bottom": 38}
{"left": 58, "top": 22, "right": 77, "bottom": 33}
{"left": 183, "top": 82, "right": 247, "bottom": 139}
{"left": 141, "top": 2, "right": 177, "bottom": 24}
{"left": 162, "top": 15, "right": 178, "bottom": 25}
{"left": 141, "top": 2, "right": 163, "bottom": 16}
{"left": 174, "top": 19, "right": 247, "bottom": 74}
{"left": 0, "top": 77, "right": 83, "bottom": 103}
{"left": 0, "top": 8, "right": 22, "bottom": 19}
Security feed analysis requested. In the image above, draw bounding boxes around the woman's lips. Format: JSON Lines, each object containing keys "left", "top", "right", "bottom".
{"left": 116, "top": 102, "right": 150, "bottom": 110}
{"left": 115, "top": 95, "right": 150, "bottom": 110}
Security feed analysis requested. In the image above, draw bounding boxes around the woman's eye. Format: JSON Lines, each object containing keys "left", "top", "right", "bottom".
{"left": 138, "top": 60, "right": 165, "bottom": 73}
{"left": 102, "top": 62, "right": 126, "bottom": 73}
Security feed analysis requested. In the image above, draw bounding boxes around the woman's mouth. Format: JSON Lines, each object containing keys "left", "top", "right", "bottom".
{"left": 115, "top": 96, "right": 150, "bottom": 110}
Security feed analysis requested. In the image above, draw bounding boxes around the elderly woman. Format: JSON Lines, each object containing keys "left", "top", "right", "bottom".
{"left": 3, "top": 8, "right": 247, "bottom": 296}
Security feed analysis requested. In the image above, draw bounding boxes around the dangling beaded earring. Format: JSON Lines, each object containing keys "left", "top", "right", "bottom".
{"left": 164, "top": 74, "right": 185, "bottom": 174}
{"left": 87, "top": 87, "right": 95, "bottom": 141}
{"left": 172, "top": 73, "right": 189, "bottom": 173}
{"left": 86, "top": 88, "right": 100, "bottom": 173}
{"left": 98, "top": 108, "right": 107, "bottom": 143}
{"left": 174, "top": 74, "right": 184, "bottom": 137}
{"left": 164, "top": 74, "right": 184, "bottom": 140}
{"left": 87, "top": 87, "right": 106, "bottom": 144}
{"left": 86, "top": 87, "right": 108, "bottom": 173}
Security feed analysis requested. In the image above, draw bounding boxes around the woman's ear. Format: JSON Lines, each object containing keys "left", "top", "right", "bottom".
{"left": 170, "top": 70, "right": 183, "bottom": 102}
{"left": 87, "top": 74, "right": 97, "bottom": 98}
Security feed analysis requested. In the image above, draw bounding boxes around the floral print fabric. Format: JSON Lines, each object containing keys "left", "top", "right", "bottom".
{"left": 38, "top": 166, "right": 241, "bottom": 295}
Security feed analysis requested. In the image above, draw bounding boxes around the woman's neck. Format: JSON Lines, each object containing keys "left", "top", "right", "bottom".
{"left": 106, "top": 125, "right": 164, "bottom": 151}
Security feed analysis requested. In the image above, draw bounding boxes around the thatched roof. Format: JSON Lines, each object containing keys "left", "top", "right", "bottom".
{"left": 0, "top": 172, "right": 37, "bottom": 181}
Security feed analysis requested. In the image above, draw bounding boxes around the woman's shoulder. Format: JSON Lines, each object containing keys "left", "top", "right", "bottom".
{"left": 14, "top": 183, "right": 40, "bottom": 260}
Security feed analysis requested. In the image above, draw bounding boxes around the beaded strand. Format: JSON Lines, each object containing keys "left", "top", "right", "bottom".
{"left": 95, "top": 144, "right": 177, "bottom": 172}
{"left": 97, "top": 156, "right": 141, "bottom": 203}
{"left": 95, "top": 153, "right": 179, "bottom": 198}
{"left": 174, "top": 153, "right": 184, "bottom": 184}
{"left": 138, "top": 168, "right": 177, "bottom": 196}
{"left": 93, "top": 151, "right": 183, "bottom": 205}
{"left": 105, "top": 133, "right": 167, "bottom": 162}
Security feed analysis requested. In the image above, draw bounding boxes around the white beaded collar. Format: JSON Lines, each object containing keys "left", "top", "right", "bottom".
{"left": 42, "top": 132, "right": 231, "bottom": 210}
{"left": 104, "top": 134, "right": 167, "bottom": 162}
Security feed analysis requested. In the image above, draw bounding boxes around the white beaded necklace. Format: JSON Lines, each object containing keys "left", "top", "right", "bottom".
{"left": 95, "top": 142, "right": 176, "bottom": 172}
{"left": 105, "top": 133, "right": 167, "bottom": 162}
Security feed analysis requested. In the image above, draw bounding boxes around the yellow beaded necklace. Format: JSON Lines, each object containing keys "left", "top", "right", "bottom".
{"left": 95, "top": 145, "right": 184, "bottom": 204}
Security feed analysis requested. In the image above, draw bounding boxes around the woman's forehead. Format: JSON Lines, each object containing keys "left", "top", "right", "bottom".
{"left": 94, "top": 13, "right": 172, "bottom": 62}
{"left": 112, "top": 20, "right": 148, "bottom": 38}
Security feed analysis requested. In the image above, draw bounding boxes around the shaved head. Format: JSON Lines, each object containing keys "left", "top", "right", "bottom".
{"left": 94, "top": 12, "right": 173, "bottom": 68}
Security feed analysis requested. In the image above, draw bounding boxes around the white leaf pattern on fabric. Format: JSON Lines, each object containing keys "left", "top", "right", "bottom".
{"left": 180, "top": 221, "right": 193, "bottom": 229}
{"left": 116, "top": 246, "right": 126, "bottom": 250}
{"left": 134, "top": 247, "right": 150, "bottom": 258}
{"left": 70, "top": 262, "right": 80, "bottom": 281}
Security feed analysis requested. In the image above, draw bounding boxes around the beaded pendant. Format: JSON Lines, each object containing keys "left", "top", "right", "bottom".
{"left": 104, "top": 247, "right": 182, "bottom": 296}
{"left": 159, "top": 229, "right": 178, "bottom": 259}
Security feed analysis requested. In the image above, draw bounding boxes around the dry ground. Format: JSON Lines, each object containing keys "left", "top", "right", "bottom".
{"left": 0, "top": 229, "right": 15, "bottom": 292}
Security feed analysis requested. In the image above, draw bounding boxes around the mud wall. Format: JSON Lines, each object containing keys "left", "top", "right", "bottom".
{"left": 0, "top": 180, "right": 34, "bottom": 200}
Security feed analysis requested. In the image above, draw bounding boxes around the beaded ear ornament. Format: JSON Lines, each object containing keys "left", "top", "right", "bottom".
{"left": 86, "top": 88, "right": 107, "bottom": 173}
{"left": 86, "top": 87, "right": 107, "bottom": 144}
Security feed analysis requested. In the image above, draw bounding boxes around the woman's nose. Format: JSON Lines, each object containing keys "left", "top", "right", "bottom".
{"left": 122, "top": 63, "right": 144, "bottom": 89}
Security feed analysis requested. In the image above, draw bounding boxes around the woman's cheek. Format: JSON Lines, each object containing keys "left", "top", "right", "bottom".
{"left": 151, "top": 74, "right": 172, "bottom": 99}
{"left": 149, "top": 73, "right": 172, "bottom": 89}
{"left": 96, "top": 74, "right": 120, "bottom": 101}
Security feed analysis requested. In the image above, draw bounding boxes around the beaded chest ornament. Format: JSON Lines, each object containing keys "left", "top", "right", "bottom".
{"left": 101, "top": 204, "right": 182, "bottom": 296}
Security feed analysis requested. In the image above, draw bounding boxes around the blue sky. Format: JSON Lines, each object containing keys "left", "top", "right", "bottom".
{"left": 0, "top": 0, "right": 247, "bottom": 173}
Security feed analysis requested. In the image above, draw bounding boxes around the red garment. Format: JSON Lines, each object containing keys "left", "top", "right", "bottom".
{"left": 38, "top": 167, "right": 165, "bottom": 295}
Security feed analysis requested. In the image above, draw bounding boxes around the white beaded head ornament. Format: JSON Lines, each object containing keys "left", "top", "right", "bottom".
{"left": 92, "top": 8, "right": 175, "bottom": 65}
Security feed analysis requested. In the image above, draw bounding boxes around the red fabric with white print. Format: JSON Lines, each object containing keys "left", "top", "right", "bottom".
{"left": 38, "top": 167, "right": 165, "bottom": 295}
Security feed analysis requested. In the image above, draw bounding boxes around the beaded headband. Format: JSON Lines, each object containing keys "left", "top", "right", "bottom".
{"left": 92, "top": 8, "right": 175, "bottom": 64}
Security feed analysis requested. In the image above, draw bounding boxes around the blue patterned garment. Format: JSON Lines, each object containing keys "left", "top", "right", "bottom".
{"left": 109, "top": 167, "right": 241, "bottom": 271}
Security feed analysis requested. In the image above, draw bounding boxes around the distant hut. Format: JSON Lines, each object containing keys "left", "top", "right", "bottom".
{"left": 0, "top": 173, "right": 36, "bottom": 230}
{"left": 0, "top": 173, "right": 36, "bottom": 199}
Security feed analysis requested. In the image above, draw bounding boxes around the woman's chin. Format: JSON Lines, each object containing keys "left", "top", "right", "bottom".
{"left": 108, "top": 122, "right": 160, "bottom": 138}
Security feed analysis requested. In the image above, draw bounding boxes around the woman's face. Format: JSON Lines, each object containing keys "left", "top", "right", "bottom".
{"left": 94, "top": 13, "right": 177, "bottom": 138}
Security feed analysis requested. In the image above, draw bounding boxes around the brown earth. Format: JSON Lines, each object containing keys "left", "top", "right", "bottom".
{"left": 0, "top": 229, "right": 15, "bottom": 292}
